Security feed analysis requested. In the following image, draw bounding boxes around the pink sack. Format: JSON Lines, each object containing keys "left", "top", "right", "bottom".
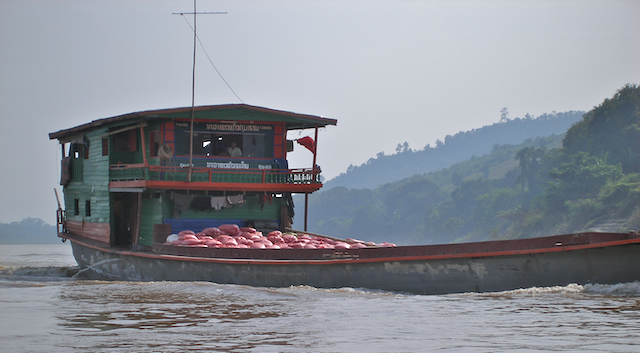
{"left": 240, "top": 227, "right": 257, "bottom": 234}
{"left": 201, "top": 227, "right": 222, "bottom": 237}
{"left": 218, "top": 224, "right": 241, "bottom": 236}
{"left": 179, "top": 230, "right": 195, "bottom": 238}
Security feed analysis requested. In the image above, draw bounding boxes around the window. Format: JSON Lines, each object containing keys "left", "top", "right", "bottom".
{"left": 113, "top": 130, "right": 137, "bottom": 152}
{"left": 70, "top": 143, "right": 84, "bottom": 182}
{"left": 74, "top": 199, "right": 79, "bottom": 216}
{"left": 102, "top": 138, "right": 109, "bottom": 156}
{"left": 149, "top": 131, "right": 159, "bottom": 157}
{"left": 85, "top": 200, "right": 91, "bottom": 217}
{"left": 179, "top": 132, "right": 272, "bottom": 158}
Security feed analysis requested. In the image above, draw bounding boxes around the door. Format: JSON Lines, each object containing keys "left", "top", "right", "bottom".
{"left": 111, "top": 192, "right": 140, "bottom": 247}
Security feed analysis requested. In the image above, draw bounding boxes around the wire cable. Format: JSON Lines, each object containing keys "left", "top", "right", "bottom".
{"left": 180, "top": 15, "right": 245, "bottom": 104}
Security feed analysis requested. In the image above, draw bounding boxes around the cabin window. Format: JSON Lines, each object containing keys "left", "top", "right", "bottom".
{"left": 173, "top": 121, "right": 275, "bottom": 159}
{"left": 113, "top": 130, "right": 137, "bottom": 153}
{"left": 178, "top": 132, "right": 272, "bottom": 158}
{"left": 85, "top": 200, "right": 91, "bottom": 217}
{"left": 69, "top": 143, "right": 84, "bottom": 182}
{"left": 74, "top": 199, "right": 80, "bottom": 216}
{"left": 102, "top": 138, "right": 109, "bottom": 156}
{"left": 149, "top": 131, "right": 159, "bottom": 157}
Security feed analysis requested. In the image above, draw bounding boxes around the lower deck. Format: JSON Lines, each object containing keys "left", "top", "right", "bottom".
{"left": 61, "top": 189, "right": 293, "bottom": 250}
{"left": 60, "top": 230, "right": 640, "bottom": 262}
{"left": 62, "top": 230, "right": 640, "bottom": 294}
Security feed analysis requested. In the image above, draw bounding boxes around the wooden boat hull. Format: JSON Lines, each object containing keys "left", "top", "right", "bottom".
{"left": 66, "top": 232, "right": 640, "bottom": 295}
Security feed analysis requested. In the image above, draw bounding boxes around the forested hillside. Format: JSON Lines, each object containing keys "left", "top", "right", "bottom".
{"left": 324, "top": 111, "right": 583, "bottom": 190}
{"left": 0, "top": 218, "right": 59, "bottom": 244}
{"left": 297, "top": 85, "right": 640, "bottom": 245}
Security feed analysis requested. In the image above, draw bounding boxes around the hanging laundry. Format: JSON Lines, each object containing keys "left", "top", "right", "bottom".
{"left": 170, "top": 192, "right": 194, "bottom": 218}
{"left": 227, "top": 194, "right": 245, "bottom": 206}
{"left": 210, "top": 196, "right": 229, "bottom": 210}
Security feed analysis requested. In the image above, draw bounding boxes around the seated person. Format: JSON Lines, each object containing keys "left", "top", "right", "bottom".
{"left": 227, "top": 141, "right": 242, "bottom": 157}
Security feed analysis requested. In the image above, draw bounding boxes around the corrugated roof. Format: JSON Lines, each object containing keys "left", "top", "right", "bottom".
{"left": 49, "top": 104, "right": 337, "bottom": 141}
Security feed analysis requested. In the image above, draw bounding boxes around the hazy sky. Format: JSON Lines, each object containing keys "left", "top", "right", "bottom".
{"left": 1, "top": 0, "right": 639, "bottom": 224}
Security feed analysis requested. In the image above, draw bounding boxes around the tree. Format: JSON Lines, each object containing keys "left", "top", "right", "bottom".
{"left": 452, "top": 171, "right": 464, "bottom": 186}
{"left": 500, "top": 107, "right": 509, "bottom": 123}
{"left": 546, "top": 153, "right": 623, "bottom": 213}
{"left": 562, "top": 84, "right": 640, "bottom": 173}
{"left": 514, "top": 147, "right": 545, "bottom": 192}
{"left": 396, "top": 141, "right": 410, "bottom": 153}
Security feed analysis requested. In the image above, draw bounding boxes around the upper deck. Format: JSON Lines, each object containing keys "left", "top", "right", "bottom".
{"left": 50, "top": 104, "right": 336, "bottom": 193}
{"left": 109, "top": 163, "right": 322, "bottom": 193}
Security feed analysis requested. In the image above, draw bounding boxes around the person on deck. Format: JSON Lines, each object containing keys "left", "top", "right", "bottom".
{"left": 227, "top": 141, "right": 242, "bottom": 157}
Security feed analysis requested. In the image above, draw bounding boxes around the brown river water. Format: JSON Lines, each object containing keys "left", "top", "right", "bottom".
{"left": 1, "top": 244, "right": 639, "bottom": 352}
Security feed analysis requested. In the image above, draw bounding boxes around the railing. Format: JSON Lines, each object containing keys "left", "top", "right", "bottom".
{"left": 109, "top": 164, "right": 321, "bottom": 185}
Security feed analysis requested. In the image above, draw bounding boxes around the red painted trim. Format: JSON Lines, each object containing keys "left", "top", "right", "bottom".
{"left": 61, "top": 233, "right": 640, "bottom": 266}
{"left": 108, "top": 180, "right": 323, "bottom": 192}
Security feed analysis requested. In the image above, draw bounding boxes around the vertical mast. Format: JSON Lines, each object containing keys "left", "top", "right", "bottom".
{"left": 174, "top": 2, "right": 226, "bottom": 181}
{"left": 187, "top": 0, "right": 197, "bottom": 181}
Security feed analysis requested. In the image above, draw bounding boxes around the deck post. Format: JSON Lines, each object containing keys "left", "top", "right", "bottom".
{"left": 132, "top": 192, "right": 142, "bottom": 250}
{"left": 304, "top": 193, "right": 309, "bottom": 231}
{"left": 312, "top": 125, "right": 318, "bottom": 172}
{"left": 139, "top": 126, "right": 148, "bottom": 167}
{"left": 304, "top": 125, "right": 318, "bottom": 232}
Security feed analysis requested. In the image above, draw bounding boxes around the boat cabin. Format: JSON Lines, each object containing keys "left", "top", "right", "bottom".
{"left": 49, "top": 104, "right": 336, "bottom": 249}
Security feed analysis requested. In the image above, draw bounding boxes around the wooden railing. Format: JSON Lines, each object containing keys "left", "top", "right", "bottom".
{"left": 109, "top": 164, "right": 321, "bottom": 185}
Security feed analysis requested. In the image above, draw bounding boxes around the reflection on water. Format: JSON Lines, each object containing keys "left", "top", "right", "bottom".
{"left": 58, "top": 282, "right": 285, "bottom": 331}
{"left": 54, "top": 281, "right": 300, "bottom": 352}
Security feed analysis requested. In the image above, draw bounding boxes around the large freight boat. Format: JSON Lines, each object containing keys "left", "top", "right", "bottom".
{"left": 50, "top": 104, "right": 640, "bottom": 294}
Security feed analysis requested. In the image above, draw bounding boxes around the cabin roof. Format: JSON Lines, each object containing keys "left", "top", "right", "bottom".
{"left": 49, "top": 104, "right": 337, "bottom": 141}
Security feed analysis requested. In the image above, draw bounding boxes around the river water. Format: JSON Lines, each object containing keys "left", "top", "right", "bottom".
{"left": 1, "top": 244, "right": 639, "bottom": 353}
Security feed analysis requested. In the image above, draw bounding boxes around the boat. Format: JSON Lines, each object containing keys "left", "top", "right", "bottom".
{"left": 50, "top": 104, "right": 640, "bottom": 295}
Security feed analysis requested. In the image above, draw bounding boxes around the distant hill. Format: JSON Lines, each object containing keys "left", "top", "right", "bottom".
{"left": 297, "top": 134, "right": 565, "bottom": 244}
{"left": 0, "top": 218, "right": 60, "bottom": 244}
{"left": 324, "top": 111, "right": 584, "bottom": 190}
{"left": 294, "top": 86, "right": 640, "bottom": 246}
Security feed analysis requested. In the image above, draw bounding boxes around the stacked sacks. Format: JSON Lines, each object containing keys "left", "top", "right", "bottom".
{"left": 165, "top": 224, "right": 397, "bottom": 249}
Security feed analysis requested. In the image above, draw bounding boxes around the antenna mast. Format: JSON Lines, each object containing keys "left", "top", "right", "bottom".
{"left": 173, "top": 1, "right": 226, "bottom": 181}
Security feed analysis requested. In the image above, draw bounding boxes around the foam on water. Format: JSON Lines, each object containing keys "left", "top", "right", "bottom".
{"left": 584, "top": 281, "right": 640, "bottom": 296}
{"left": 0, "top": 265, "right": 79, "bottom": 279}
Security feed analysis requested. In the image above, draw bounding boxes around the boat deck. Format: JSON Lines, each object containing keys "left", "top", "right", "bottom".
{"left": 60, "top": 231, "right": 640, "bottom": 263}
{"left": 150, "top": 231, "right": 640, "bottom": 262}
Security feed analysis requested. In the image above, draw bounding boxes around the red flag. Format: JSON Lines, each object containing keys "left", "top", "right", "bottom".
{"left": 296, "top": 136, "right": 315, "bottom": 154}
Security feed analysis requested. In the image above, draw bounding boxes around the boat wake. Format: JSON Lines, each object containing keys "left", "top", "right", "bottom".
{"left": 0, "top": 265, "right": 80, "bottom": 280}
{"left": 476, "top": 282, "right": 640, "bottom": 297}
{"left": 583, "top": 281, "right": 640, "bottom": 296}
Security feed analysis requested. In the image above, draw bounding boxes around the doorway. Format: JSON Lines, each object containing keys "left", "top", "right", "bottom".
{"left": 111, "top": 192, "right": 140, "bottom": 248}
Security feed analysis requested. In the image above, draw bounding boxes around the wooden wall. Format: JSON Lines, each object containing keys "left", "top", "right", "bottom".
{"left": 65, "top": 220, "right": 110, "bottom": 244}
{"left": 138, "top": 193, "right": 164, "bottom": 247}
{"left": 63, "top": 127, "right": 111, "bottom": 233}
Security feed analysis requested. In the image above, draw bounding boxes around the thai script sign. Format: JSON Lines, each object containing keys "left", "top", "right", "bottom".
{"left": 206, "top": 161, "right": 250, "bottom": 169}
{"left": 205, "top": 123, "right": 273, "bottom": 132}
{"left": 175, "top": 122, "right": 273, "bottom": 133}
